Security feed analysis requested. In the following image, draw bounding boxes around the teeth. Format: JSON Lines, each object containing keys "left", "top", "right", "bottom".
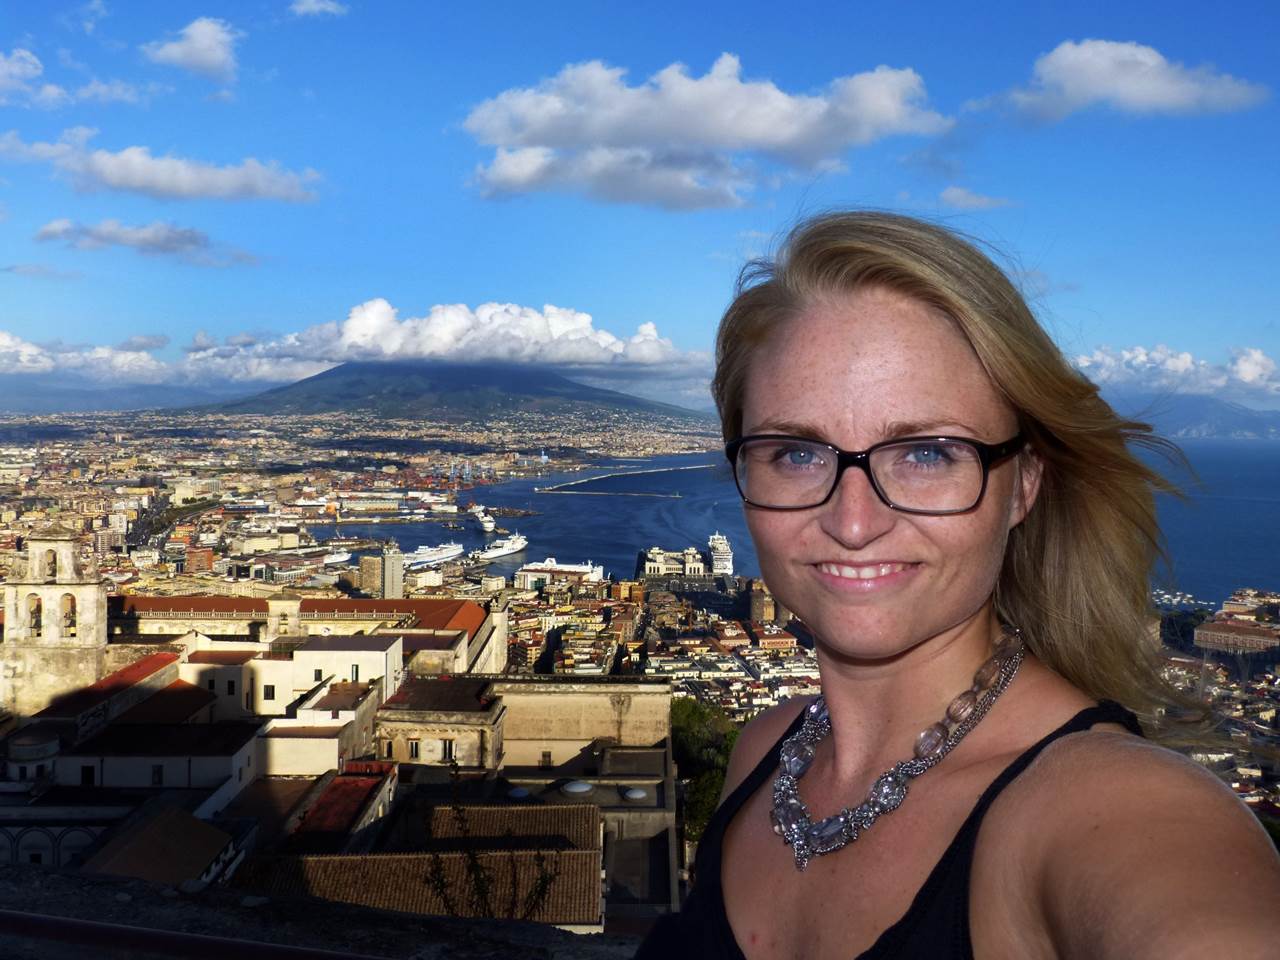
{"left": 819, "top": 562, "right": 907, "bottom": 580}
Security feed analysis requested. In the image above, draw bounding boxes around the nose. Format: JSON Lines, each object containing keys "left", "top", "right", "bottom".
{"left": 818, "top": 461, "right": 897, "bottom": 549}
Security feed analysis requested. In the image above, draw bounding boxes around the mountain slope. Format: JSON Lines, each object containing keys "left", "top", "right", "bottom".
{"left": 1104, "top": 392, "right": 1280, "bottom": 440}
{"left": 210, "top": 360, "right": 706, "bottom": 420}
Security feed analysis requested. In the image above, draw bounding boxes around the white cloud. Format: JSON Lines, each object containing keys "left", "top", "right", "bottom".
{"left": 0, "top": 49, "right": 44, "bottom": 99}
{"left": 0, "top": 298, "right": 709, "bottom": 388}
{"left": 141, "top": 18, "right": 241, "bottom": 83}
{"left": 35, "top": 217, "right": 252, "bottom": 266}
{"left": 0, "top": 127, "right": 318, "bottom": 201}
{"left": 939, "top": 185, "right": 1011, "bottom": 210}
{"left": 290, "top": 0, "right": 348, "bottom": 15}
{"left": 1075, "top": 344, "right": 1280, "bottom": 400}
{"left": 1012, "top": 39, "right": 1268, "bottom": 120}
{"left": 0, "top": 49, "right": 159, "bottom": 108}
{"left": 465, "top": 53, "right": 951, "bottom": 209}
{"left": 77, "top": 0, "right": 109, "bottom": 35}
{"left": 0, "top": 263, "right": 81, "bottom": 280}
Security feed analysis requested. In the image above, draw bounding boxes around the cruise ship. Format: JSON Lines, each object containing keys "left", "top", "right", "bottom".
{"left": 405, "top": 541, "right": 465, "bottom": 568}
{"left": 470, "top": 533, "right": 528, "bottom": 561}
{"left": 708, "top": 531, "right": 734, "bottom": 576}
{"left": 323, "top": 550, "right": 352, "bottom": 565}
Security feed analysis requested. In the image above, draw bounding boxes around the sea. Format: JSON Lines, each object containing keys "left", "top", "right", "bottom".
{"left": 308, "top": 439, "right": 1280, "bottom": 609}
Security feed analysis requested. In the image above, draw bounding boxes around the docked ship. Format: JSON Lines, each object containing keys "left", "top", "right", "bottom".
{"left": 477, "top": 512, "right": 496, "bottom": 533}
{"left": 470, "top": 533, "right": 528, "bottom": 561}
{"left": 405, "top": 541, "right": 465, "bottom": 568}
{"left": 322, "top": 550, "right": 353, "bottom": 565}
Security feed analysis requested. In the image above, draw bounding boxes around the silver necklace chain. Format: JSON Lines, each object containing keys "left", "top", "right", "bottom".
{"left": 770, "top": 633, "right": 1025, "bottom": 871}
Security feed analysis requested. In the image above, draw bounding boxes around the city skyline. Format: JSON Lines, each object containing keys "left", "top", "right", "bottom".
{"left": 1, "top": 2, "right": 1278, "bottom": 408}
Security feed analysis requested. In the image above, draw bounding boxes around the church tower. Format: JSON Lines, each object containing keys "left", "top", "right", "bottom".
{"left": 1, "top": 528, "right": 108, "bottom": 718}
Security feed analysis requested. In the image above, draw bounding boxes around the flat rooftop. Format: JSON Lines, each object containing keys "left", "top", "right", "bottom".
{"left": 114, "top": 680, "right": 218, "bottom": 725}
{"left": 68, "top": 722, "right": 262, "bottom": 758}
{"left": 297, "top": 635, "right": 398, "bottom": 653}
{"left": 380, "top": 677, "right": 493, "bottom": 714}
{"left": 187, "top": 650, "right": 258, "bottom": 665}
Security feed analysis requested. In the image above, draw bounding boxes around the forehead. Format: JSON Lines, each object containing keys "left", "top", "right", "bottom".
{"left": 741, "top": 286, "right": 1015, "bottom": 442}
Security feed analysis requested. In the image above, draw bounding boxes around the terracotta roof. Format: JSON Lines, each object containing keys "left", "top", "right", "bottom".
{"left": 235, "top": 850, "right": 602, "bottom": 926}
{"left": 428, "top": 803, "right": 600, "bottom": 852}
{"left": 34, "top": 652, "right": 179, "bottom": 720}
{"left": 113, "top": 680, "right": 218, "bottom": 724}
{"left": 398, "top": 631, "right": 464, "bottom": 652}
{"left": 221, "top": 777, "right": 318, "bottom": 845}
{"left": 187, "top": 650, "right": 258, "bottom": 665}
{"left": 296, "top": 776, "right": 382, "bottom": 835}
{"left": 299, "top": 597, "right": 488, "bottom": 639}
{"left": 112, "top": 595, "right": 269, "bottom": 616}
{"left": 312, "top": 682, "right": 370, "bottom": 711}
{"left": 83, "top": 805, "right": 232, "bottom": 884}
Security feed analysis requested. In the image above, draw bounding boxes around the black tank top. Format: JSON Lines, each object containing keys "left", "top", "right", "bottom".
{"left": 635, "top": 699, "right": 1143, "bottom": 959}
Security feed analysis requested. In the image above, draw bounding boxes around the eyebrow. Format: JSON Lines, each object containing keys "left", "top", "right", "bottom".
{"left": 744, "top": 417, "right": 986, "bottom": 443}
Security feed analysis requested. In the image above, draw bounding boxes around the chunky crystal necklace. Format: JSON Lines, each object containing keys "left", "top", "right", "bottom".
{"left": 771, "top": 629, "right": 1025, "bottom": 870}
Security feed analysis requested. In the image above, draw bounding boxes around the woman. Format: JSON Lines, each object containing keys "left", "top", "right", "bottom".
{"left": 637, "top": 212, "right": 1280, "bottom": 958}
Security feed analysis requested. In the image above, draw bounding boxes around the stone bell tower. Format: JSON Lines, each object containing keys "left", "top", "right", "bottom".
{"left": 1, "top": 527, "right": 108, "bottom": 718}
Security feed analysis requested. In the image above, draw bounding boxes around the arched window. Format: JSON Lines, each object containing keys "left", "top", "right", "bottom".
{"left": 43, "top": 549, "right": 57, "bottom": 581}
{"left": 61, "top": 594, "right": 77, "bottom": 638}
{"left": 26, "top": 595, "right": 42, "bottom": 638}
{"left": 16, "top": 828, "right": 54, "bottom": 866}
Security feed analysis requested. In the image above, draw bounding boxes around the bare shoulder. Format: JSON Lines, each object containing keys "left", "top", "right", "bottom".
{"left": 719, "top": 695, "right": 813, "bottom": 803}
{"left": 1006, "top": 729, "right": 1280, "bottom": 959}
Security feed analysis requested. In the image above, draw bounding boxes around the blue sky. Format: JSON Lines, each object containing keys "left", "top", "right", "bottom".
{"left": 1, "top": 0, "right": 1277, "bottom": 408}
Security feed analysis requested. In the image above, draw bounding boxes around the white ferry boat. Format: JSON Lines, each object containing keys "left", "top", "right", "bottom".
{"left": 470, "top": 533, "right": 528, "bottom": 561}
{"left": 323, "top": 551, "right": 352, "bottom": 565}
{"left": 477, "top": 512, "right": 496, "bottom": 532}
{"left": 405, "top": 541, "right": 465, "bottom": 568}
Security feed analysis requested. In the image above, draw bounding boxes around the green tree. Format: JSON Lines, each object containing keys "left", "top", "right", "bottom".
{"left": 671, "top": 698, "right": 740, "bottom": 840}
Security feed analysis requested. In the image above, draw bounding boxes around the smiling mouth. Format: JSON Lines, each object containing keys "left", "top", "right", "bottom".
{"left": 817, "top": 561, "right": 914, "bottom": 580}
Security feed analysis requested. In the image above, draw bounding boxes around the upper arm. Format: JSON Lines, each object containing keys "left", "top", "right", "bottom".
{"left": 718, "top": 695, "right": 812, "bottom": 805}
{"left": 1028, "top": 734, "right": 1280, "bottom": 960}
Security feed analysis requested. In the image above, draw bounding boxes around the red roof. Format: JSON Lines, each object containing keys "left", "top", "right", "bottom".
{"left": 35, "top": 652, "right": 179, "bottom": 719}
{"left": 187, "top": 650, "right": 258, "bottom": 665}
{"left": 297, "top": 776, "right": 382, "bottom": 834}
{"left": 113, "top": 595, "right": 269, "bottom": 615}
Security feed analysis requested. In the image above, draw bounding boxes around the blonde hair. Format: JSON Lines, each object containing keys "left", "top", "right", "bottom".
{"left": 714, "top": 211, "right": 1187, "bottom": 726}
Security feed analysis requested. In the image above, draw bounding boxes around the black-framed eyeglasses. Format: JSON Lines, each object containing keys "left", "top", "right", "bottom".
{"left": 724, "top": 433, "right": 1025, "bottom": 515}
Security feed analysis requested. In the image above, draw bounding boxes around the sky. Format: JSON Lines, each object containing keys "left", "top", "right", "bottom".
{"left": 0, "top": 0, "right": 1277, "bottom": 409}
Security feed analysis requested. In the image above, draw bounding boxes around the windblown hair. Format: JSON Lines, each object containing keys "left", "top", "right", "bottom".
{"left": 714, "top": 211, "right": 1189, "bottom": 726}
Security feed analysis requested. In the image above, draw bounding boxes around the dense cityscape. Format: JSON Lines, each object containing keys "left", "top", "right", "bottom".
{"left": 0, "top": 408, "right": 1277, "bottom": 954}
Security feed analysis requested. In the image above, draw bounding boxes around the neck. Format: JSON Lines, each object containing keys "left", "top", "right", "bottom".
{"left": 815, "top": 603, "right": 1004, "bottom": 785}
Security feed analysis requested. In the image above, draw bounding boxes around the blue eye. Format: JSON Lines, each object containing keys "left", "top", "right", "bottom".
{"left": 905, "top": 443, "right": 950, "bottom": 465}
{"left": 784, "top": 448, "right": 816, "bottom": 466}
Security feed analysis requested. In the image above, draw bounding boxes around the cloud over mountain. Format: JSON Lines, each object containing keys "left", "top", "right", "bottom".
{"left": 1075, "top": 343, "right": 1280, "bottom": 404}
{"left": 465, "top": 53, "right": 951, "bottom": 209}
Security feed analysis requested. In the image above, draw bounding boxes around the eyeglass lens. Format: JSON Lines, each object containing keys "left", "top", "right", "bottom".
{"left": 735, "top": 438, "right": 984, "bottom": 511}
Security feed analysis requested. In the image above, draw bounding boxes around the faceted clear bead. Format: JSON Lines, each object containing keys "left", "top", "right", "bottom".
{"left": 773, "top": 795, "right": 807, "bottom": 835}
{"left": 974, "top": 657, "right": 1000, "bottom": 689}
{"left": 807, "top": 815, "right": 847, "bottom": 854}
{"left": 914, "top": 722, "right": 949, "bottom": 759}
{"left": 869, "top": 772, "right": 908, "bottom": 813}
{"left": 806, "top": 698, "right": 828, "bottom": 723}
{"left": 946, "top": 690, "right": 978, "bottom": 724}
{"left": 769, "top": 808, "right": 785, "bottom": 836}
{"left": 780, "top": 739, "right": 816, "bottom": 778}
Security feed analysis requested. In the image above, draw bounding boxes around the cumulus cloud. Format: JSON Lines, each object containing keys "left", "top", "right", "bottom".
{"left": 939, "top": 185, "right": 1011, "bottom": 210}
{"left": 0, "top": 47, "right": 157, "bottom": 109}
{"left": 1075, "top": 344, "right": 1280, "bottom": 401}
{"left": 76, "top": 0, "right": 109, "bottom": 35}
{"left": 465, "top": 53, "right": 951, "bottom": 209}
{"left": 141, "top": 18, "right": 241, "bottom": 83}
{"left": 0, "top": 298, "right": 709, "bottom": 391}
{"left": 117, "top": 334, "right": 169, "bottom": 351}
{"left": 1011, "top": 39, "right": 1268, "bottom": 120}
{"left": 0, "top": 127, "right": 318, "bottom": 201}
{"left": 290, "top": 0, "right": 348, "bottom": 15}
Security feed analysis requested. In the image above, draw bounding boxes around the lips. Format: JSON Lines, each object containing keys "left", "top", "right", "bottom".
{"left": 817, "top": 561, "right": 914, "bottom": 580}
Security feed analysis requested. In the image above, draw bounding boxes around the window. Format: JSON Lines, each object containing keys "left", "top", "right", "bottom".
{"left": 314, "top": 668, "right": 323, "bottom": 682}
{"left": 18, "top": 765, "right": 27, "bottom": 780}
{"left": 351, "top": 664, "right": 360, "bottom": 683}
{"left": 35, "top": 764, "right": 45, "bottom": 778}
{"left": 80, "top": 765, "right": 95, "bottom": 786}
{"left": 409, "top": 739, "right": 420, "bottom": 760}
{"left": 263, "top": 684, "right": 275, "bottom": 701}
{"left": 207, "top": 678, "right": 215, "bottom": 691}
{"left": 28, "top": 853, "right": 42, "bottom": 865}
{"left": 383, "top": 740, "right": 393, "bottom": 758}
{"left": 441, "top": 739, "right": 455, "bottom": 763}
{"left": 226, "top": 680, "right": 236, "bottom": 696}
{"left": 151, "top": 764, "right": 164, "bottom": 786}
{"left": 540, "top": 750, "right": 553, "bottom": 769}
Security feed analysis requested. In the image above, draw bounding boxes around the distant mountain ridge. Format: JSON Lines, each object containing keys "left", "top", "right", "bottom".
{"left": 1104, "top": 392, "right": 1280, "bottom": 440}
{"left": 209, "top": 360, "right": 707, "bottom": 421}
{"left": 0, "top": 373, "right": 264, "bottom": 414}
